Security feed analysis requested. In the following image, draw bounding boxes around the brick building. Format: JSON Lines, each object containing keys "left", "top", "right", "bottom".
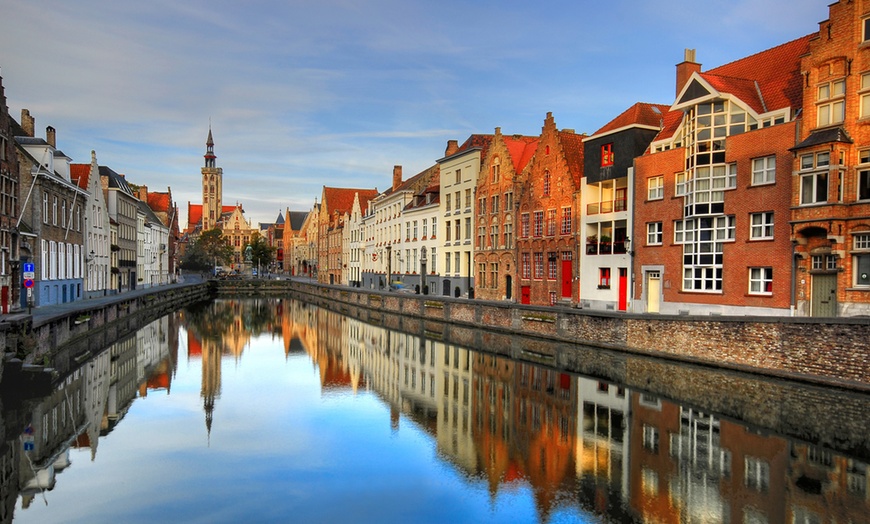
{"left": 790, "top": 0, "right": 870, "bottom": 316}
{"left": 0, "top": 72, "right": 20, "bottom": 312}
{"left": 516, "top": 112, "right": 585, "bottom": 306}
{"left": 633, "top": 40, "right": 809, "bottom": 315}
{"left": 474, "top": 127, "right": 537, "bottom": 302}
{"left": 320, "top": 186, "right": 377, "bottom": 285}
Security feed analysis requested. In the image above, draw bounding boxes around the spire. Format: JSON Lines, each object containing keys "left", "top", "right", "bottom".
{"left": 204, "top": 126, "right": 216, "bottom": 168}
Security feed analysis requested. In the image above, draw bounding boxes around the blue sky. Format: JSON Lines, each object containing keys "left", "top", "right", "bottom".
{"left": 0, "top": 0, "right": 827, "bottom": 228}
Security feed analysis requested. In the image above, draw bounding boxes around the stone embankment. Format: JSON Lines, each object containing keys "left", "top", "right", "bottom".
{"left": 0, "top": 282, "right": 209, "bottom": 382}
{"left": 217, "top": 279, "right": 870, "bottom": 391}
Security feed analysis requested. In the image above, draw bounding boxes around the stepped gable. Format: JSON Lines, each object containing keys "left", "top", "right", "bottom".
{"left": 558, "top": 129, "right": 586, "bottom": 188}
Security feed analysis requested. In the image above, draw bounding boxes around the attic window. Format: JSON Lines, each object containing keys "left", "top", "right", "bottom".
{"left": 601, "top": 143, "right": 614, "bottom": 167}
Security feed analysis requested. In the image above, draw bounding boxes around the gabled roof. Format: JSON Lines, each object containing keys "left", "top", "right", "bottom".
{"left": 502, "top": 134, "right": 538, "bottom": 173}
{"left": 286, "top": 211, "right": 308, "bottom": 231}
{"left": 704, "top": 34, "right": 812, "bottom": 112}
{"left": 70, "top": 163, "right": 91, "bottom": 190}
{"left": 275, "top": 212, "right": 285, "bottom": 225}
{"left": 99, "top": 166, "right": 136, "bottom": 197}
{"left": 791, "top": 126, "right": 853, "bottom": 151}
{"left": 591, "top": 102, "right": 671, "bottom": 137}
{"left": 188, "top": 203, "right": 203, "bottom": 228}
{"left": 147, "top": 192, "right": 172, "bottom": 214}
{"left": 323, "top": 187, "right": 379, "bottom": 217}
{"left": 558, "top": 130, "right": 586, "bottom": 188}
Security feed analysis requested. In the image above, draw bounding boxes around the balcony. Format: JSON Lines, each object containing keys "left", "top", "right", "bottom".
{"left": 587, "top": 198, "right": 627, "bottom": 215}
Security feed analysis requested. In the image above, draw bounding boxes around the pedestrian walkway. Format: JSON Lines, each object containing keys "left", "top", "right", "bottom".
{"left": 1, "top": 274, "right": 208, "bottom": 327}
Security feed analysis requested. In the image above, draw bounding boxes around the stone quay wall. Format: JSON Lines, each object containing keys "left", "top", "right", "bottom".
{"left": 216, "top": 280, "right": 870, "bottom": 391}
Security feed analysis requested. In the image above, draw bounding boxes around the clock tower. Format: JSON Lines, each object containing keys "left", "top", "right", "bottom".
{"left": 201, "top": 127, "right": 222, "bottom": 231}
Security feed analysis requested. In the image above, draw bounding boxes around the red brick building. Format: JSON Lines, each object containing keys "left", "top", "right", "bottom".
{"left": 516, "top": 112, "right": 585, "bottom": 306}
{"left": 474, "top": 127, "right": 537, "bottom": 301}
{"left": 790, "top": 0, "right": 870, "bottom": 316}
{"left": 633, "top": 40, "right": 809, "bottom": 315}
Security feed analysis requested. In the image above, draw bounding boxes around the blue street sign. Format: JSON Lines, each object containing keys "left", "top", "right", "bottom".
{"left": 23, "top": 262, "right": 34, "bottom": 273}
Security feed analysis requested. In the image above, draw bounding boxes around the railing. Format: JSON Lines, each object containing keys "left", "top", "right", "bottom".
{"left": 587, "top": 198, "right": 628, "bottom": 215}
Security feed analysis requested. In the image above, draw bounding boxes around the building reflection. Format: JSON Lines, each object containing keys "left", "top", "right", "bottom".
{"left": 4, "top": 313, "right": 178, "bottom": 520}
{"left": 2, "top": 298, "right": 867, "bottom": 523}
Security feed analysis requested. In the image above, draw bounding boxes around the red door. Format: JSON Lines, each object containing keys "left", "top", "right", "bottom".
{"left": 618, "top": 268, "right": 628, "bottom": 311}
{"left": 521, "top": 285, "right": 531, "bottom": 304}
{"left": 561, "top": 259, "right": 572, "bottom": 298}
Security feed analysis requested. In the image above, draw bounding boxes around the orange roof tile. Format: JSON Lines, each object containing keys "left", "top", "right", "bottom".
{"left": 705, "top": 34, "right": 812, "bottom": 111}
{"left": 502, "top": 135, "right": 539, "bottom": 173}
{"left": 592, "top": 102, "right": 671, "bottom": 136}
{"left": 188, "top": 203, "right": 203, "bottom": 229}
{"left": 558, "top": 130, "right": 586, "bottom": 188}
{"left": 147, "top": 192, "right": 171, "bottom": 213}
{"left": 323, "top": 187, "right": 379, "bottom": 217}
{"left": 70, "top": 163, "right": 91, "bottom": 190}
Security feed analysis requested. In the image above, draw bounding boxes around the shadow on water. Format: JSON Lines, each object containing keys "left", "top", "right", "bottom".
{"left": 0, "top": 296, "right": 866, "bottom": 523}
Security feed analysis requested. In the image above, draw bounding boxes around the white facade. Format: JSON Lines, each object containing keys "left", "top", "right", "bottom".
{"left": 438, "top": 147, "right": 482, "bottom": 297}
{"left": 83, "top": 152, "right": 111, "bottom": 298}
{"left": 400, "top": 192, "right": 439, "bottom": 293}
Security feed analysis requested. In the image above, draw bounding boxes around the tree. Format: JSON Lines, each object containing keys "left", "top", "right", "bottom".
{"left": 247, "top": 232, "right": 275, "bottom": 271}
{"left": 180, "top": 228, "right": 233, "bottom": 270}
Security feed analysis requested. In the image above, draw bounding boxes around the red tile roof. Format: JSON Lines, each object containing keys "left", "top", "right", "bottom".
{"left": 188, "top": 203, "right": 203, "bottom": 229}
{"left": 558, "top": 130, "right": 586, "bottom": 188}
{"left": 147, "top": 192, "right": 171, "bottom": 213}
{"left": 705, "top": 34, "right": 812, "bottom": 112}
{"left": 592, "top": 102, "right": 671, "bottom": 136}
{"left": 70, "top": 163, "right": 91, "bottom": 190}
{"left": 502, "top": 135, "right": 538, "bottom": 173}
{"left": 323, "top": 187, "right": 379, "bottom": 218}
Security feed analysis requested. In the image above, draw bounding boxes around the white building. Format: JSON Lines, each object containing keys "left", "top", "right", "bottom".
{"left": 72, "top": 151, "right": 111, "bottom": 298}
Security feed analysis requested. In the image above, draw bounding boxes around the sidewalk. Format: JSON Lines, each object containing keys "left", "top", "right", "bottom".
{"left": 2, "top": 275, "right": 208, "bottom": 327}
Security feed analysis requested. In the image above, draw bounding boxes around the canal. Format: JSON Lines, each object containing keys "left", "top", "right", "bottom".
{"left": 2, "top": 297, "right": 869, "bottom": 523}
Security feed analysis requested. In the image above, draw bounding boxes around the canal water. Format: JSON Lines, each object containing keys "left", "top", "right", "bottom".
{"left": 2, "top": 298, "right": 869, "bottom": 523}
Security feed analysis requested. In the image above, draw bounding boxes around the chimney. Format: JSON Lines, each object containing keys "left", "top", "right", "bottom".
{"left": 445, "top": 139, "right": 459, "bottom": 157}
{"left": 676, "top": 48, "right": 701, "bottom": 98}
{"left": 494, "top": 127, "right": 501, "bottom": 136}
{"left": 137, "top": 185, "right": 148, "bottom": 201}
{"left": 21, "top": 109, "right": 34, "bottom": 137}
{"left": 392, "top": 165, "right": 402, "bottom": 191}
{"left": 46, "top": 126, "right": 56, "bottom": 148}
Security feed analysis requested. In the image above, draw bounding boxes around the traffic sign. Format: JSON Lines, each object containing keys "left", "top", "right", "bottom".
{"left": 23, "top": 272, "right": 34, "bottom": 280}
{"left": 22, "top": 262, "right": 34, "bottom": 273}
{"left": 23, "top": 279, "right": 34, "bottom": 289}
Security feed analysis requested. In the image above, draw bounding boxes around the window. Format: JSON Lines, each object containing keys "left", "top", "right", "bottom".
{"left": 599, "top": 267, "right": 611, "bottom": 288}
{"left": 445, "top": 253, "right": 451, "bottom": 273}
{"left": 749, "top": 267, "right": 773, "bottom": 294}
{"left": 431, "top": 218, "right": 436, "bottom": 238}
{"left": 478, "top": 197, "right": 486, "bottom": 215}
{"left": 522, "top": 252, "right": 530, "bottom": 279}
{"left": 43, "top": 192, "right": 49, "bottom": 223}
{"left": 854, "top": 233, "right": 870, "bottom": 287}
{"left": 491, "top": 195, "right": 499, "bottom": 214}
{"left": 543, "top": 171, "right": 551, "bottom": 196}
{"left": 521, "top": 213, "right": 529, "bottom": 238}
{"left": 405, "top": 222, "right": 411, "bottom": 240}
{"left": 547, "top": 254, "right": 557, "bottom": 280}
{"left": 601, "top": 143, "right": 614, "bottom": 167}
{"left": 477, "top": 225, "right": 486, "bottom": 248}
{"left": 533, "top": 211, "right": 543, "bottom": 237}
{"left": 445, "top": 220, "right": 451, "bottom": 241}
{"left": 478, "top": 263, "right": 486, "bottom": 287}
{"left": 752, "top": 156, "right": 776, "bottom": 185}
{"left": 489, "top": 223, "right": 498, "bottom": 248}
{"left": 52, "top": 196, "right": 58, "bottom": 225}
{"left": 454, "top": 252, "right": 460, "bottom": 274}
{"left": 675, "top": 172, "right": 688, "bottom": 197}
{"left": 533, "top": 252, "right": 543, "bottom": 279}
{"left": 800, "top": 153, "right": 829, "bottom": 205}
{"left": 454, "top": 169, "right": 461, "bottom": 184}
{"left": 491, "top": 159, "right": 500, "bottom": 183}
{"left": 454, "top": 221, "right": 461, "bottom": 242}
{"left": 859, "top": 150, "right": 870, "bottom": 201}
{"left": 745, "top": 457, "right": 770, "bottom": 492}
{"left": 647, "top": 222, "right": 663, "bottom": 245}
{"left": 422, "top": 219, "right": 428, "bottom": 238}
{"left": 648, "top": 176, "right": 664, "bottom": 200}
{"left": 490, "top": 263, "right": 498, "bottom": 289}
{"left": 817, "top": 79, "right": 845, "bottom": 126}
{"left": 445, "top": 194, "right": 451, "bottom": 211}
{"left": 547, "top": 209, "right": 556, "bottom": 236}
{"left": 465, "top": 189, "right": 471, "bottom": 209}
{"left": 865, "top": 17, "right": 870, "bottom": 42}
{"left": 750, "top": 212, "right": 774, "bottom": 240}
{"left": 861, "top": 73, "right": 870, "bottom": 118}
{"left": 504, "top": 222, "right": 513, "bottom": 247}
{"left": 642, "top": 425, "right": 659, "bottom": 453}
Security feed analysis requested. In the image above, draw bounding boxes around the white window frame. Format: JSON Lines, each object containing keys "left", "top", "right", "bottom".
{"left": 749, "top": 267, "right": 773, "bottom": 295}
{"left": 750, "top": 212, "right": 774, "bottom": 240}
{"left": 648, "top": 175, "right": 664, "bottom": 200}
{"left": 817, "top": 79, "right": 845, "bottom": 127}
{"left": 751, "top": 155, "right": 776, "bottom": 185}
{"left": 861, "top": 73, "right": 870, "bottom": 119}
{"left": 799, "top": 153, "right": 829, "bottom": 205}
{"left": 647, "top": 222, "right": 663, "bottom": 245}
{"left": 854, "top": 233, "right": 870, "bottom": 288}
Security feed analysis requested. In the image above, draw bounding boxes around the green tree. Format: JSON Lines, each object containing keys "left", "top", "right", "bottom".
{"left": 247, "top": 232, "right": 275, "bottom": 271}
{"left": 180, "top": 228, "right": 233, "bottom": 271}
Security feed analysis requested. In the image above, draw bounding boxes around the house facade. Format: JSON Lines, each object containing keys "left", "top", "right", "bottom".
{"left": 100, "top": 165, "right": 139, "bottom": 292}
{"left": 438, "top": 136, "right": 491, "bottom": 298}
{"left": 473, "top": 128, "right": 537, "bottom": 302}
{"left": 790, "top": 0, "right": 870, "bottom": 317}
{"left": 633, "top": 43, "right": 807, "bottom": 316}
{"left": 516, "top": 113, "right": 584, "bottom": 306}
{"left": 400, "top": 176, "right": 440, "bottom": 294}
{"left": 0, "top": 72, "right": 20, "bottom": 312}
{"left": 15, "top": 113, "right": 87, "bottom": 307}
{"left": 580, "top": 103, "right": 666, "bottom": 311}
{"left": 72, "top": 152, "right": 111, "bottom": 298}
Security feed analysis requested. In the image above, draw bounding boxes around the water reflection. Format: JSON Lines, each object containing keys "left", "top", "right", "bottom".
{"left": 2, "top": 298, "right": 868, "bottom": 523}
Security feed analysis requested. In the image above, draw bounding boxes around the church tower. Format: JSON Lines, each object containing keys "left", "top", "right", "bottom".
{"left": 201, "top": 127, "right": 223, "bottom": 231}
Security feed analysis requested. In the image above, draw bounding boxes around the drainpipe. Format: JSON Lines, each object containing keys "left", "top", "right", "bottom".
{"left": 791, "top": 240, "right": 798, "bottom": 317}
